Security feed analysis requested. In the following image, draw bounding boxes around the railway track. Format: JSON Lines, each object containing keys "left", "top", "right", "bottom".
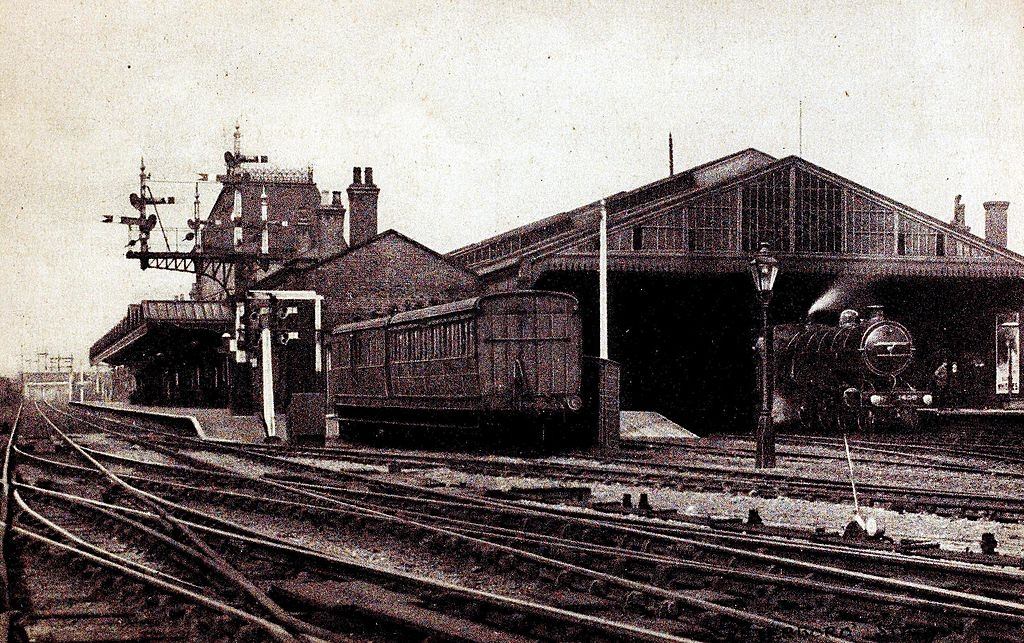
{"left": 100, "top": 422, "right": 1024, "bottom": 523}
{"left": 41, "top": 403, "right": 1024, "bottom": 641}
{"left": 623, "top": 436, "right": 1024, "bottom": 479}
{"left": 774, "top": 433, "right": 1024, "bottom": 467}
{"left": 10, "top": 403, "right": 714, "bottom": 643}
{"left": 39, "top": 404, "right": 842, "bottom": 641}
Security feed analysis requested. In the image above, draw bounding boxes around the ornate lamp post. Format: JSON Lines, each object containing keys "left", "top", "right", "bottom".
{"left": 749, "top": 242, "right": 780, "bottom": 469}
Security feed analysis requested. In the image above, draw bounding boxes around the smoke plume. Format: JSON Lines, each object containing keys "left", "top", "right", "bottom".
{"left": 807, "top": 275, "right": 875, "bottom": 318}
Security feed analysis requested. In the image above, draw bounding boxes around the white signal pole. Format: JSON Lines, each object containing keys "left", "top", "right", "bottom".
{"left": 232, "top": 189, "right": 243, "bottom": 248}
{"left": 599, "top": 198, "right": 609, "bottom": 360}
{"left": 260, "top": 187, "right": 269, "bottom": 256}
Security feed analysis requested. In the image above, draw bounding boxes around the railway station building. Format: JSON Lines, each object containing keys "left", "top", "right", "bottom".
{"left": 90, "top": 160, "right": 481, "bottom": 412}
{"left": 447, "top": 149, "right": 1024, "bottom": 433}
{"left": 90, "top": 154, "right": 354, "bottom": 405}
{"left": 90, "top": 143, "right": 1024, "bottom": 436}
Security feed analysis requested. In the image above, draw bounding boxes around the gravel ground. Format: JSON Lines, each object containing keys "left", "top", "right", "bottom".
{"left": 279, "top": 456, "right": 387, "bottom": 474}
{"left": 183, "top": 499, "right": 663, "bottom": 628}
{"left": 68, "top": 432, "right": 179, "bottom": 466}
{"left": 70, "top": 420, "right": 1024, "bottom": 559}
{"left": 417, "top": 466, "right": 1024, "bottom": 558}
{"left": 180, "top": 449, "right": 279, "bottom": 477}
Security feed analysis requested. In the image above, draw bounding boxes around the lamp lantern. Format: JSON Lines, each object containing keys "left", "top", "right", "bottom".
{"left": 750, "top": 241, "right": 780, "bottom": 469}
{"left": 749, "top": 242, "right": 779, "bottom": 299}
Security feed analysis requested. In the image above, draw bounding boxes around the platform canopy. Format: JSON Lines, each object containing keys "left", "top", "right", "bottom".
{"left": 90, "top": 300, "right": 232, "bottom": 365}
{"left": 448, "top": 150, "right": 1024, "bottom": 286}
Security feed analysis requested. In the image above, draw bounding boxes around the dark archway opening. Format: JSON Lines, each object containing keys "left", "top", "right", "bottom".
{"left": 535, "top": 270, "right": 1022, "bottom": 434}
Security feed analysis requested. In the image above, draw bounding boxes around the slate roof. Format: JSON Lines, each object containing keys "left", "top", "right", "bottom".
{"left": 447, "top": 149, "right": 1024, "bottom": 281}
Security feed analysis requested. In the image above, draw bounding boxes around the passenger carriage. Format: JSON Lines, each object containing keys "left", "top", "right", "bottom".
{"left": 328, "top": 290, "right": 583, "bottom": 444}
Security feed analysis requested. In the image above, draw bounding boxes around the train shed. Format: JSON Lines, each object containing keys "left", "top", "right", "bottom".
{"left": 448, "top": 149, "right": 1024, "bottom": 433}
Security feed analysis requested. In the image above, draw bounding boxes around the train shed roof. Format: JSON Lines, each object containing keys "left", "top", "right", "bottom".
{"left": 447, "top": 149, "right": 1024, "bottom": 283}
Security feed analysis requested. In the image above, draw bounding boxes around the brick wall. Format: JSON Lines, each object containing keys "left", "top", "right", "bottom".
{"left": 276, "top": 231, "right": 482, "bottom": 330}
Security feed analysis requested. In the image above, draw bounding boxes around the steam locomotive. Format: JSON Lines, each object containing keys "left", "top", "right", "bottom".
{"left": 774, "top": 305, "right": 933, "bottom": 432}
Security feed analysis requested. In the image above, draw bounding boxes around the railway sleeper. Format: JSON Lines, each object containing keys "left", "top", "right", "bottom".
{"left": 64, "top": 409, "right": 1024, "bottom": 638}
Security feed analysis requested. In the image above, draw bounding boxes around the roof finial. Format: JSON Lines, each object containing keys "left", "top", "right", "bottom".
{"left": 668, "top": 132, "right": 674, "bottom": 177}
{"left": 233, "top": 121, "right": 242, "bottom": 157}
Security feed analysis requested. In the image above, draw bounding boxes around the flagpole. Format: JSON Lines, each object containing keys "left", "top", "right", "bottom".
{"left": 599, "top": 198, "right": 609, "bottom": 360}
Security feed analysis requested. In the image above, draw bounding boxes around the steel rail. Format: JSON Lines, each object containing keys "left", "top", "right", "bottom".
{"left": 65, "top": 404, "right": 1024, "bottom": 634}
{"left": 14, "top": 489, "right": 209, "bottom": 592}
{"left": 0, "top": 403, "right": 23, "bottom": 642}
{"left": 57, "top": 408, "right": 844, "bottom": 642}
{"left": 97, "top": 413, "right": 1018, "bottom": 516}
{"left": 41, "top": 403, "right": 720, "bottom": 643}
{"left": 10, "top": 524, "right": 298, "bottom": 640}
{"left": 61, "top": 405, "right": 1024, "bottom": 589}
{"left": 17, "top": 476, "right": 703, "bottom": 643}
{"left": 58, "top": 406, "right": 1024, "bottom": 592}
{"left": 32, "top": 403, "right": 334, "bottom": 643}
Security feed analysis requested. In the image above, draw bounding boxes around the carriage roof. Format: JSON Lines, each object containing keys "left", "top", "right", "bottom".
{"left": 331, "top": 290, "right": 576, "bottom": 335}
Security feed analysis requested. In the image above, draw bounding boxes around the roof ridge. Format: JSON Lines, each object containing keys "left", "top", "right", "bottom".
{"left": 447, "top": 148, "right": 776, "bottom": 260}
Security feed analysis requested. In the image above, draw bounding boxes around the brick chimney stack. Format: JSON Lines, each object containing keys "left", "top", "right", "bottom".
{"left": 348, "top": 166, "right": 380, "bottom": 246}
{"left": 314, "top": 189, "right": 347, "bottom": 254}
{"left": 984, "top": 201, "right": 1010, "bottom": 247}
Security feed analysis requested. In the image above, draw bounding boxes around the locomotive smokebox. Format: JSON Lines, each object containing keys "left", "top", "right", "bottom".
{"left": 865, "top": 305, "right": 886, "bottom": 321}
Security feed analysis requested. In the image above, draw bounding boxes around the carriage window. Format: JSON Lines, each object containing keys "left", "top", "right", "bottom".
{"left": 334, "top": 340, "right": 350, "bottom": 367}
{"left": 490, "top": 314, "right": 570, "bottom": 340}
{"left": 389, "top": 319, "right": 473, "bottom": 362}
{"left": 353, "top": 331, "right": 384, "bottom": 367}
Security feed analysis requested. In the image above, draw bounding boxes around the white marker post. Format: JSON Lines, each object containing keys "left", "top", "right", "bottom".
{"left": 260, "top": 187, "right": 269, "bottom": 256}
{"left": 232, "top": 189, "right": 243, "bottom": 248}
{"left": 261, "top": 320, "right": 276, "bottom": 438}
{"left": 599, "top": 198, "right": 609, "bottom": 360}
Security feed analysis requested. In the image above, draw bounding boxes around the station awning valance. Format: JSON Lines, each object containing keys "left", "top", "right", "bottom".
{"left": 90, "top": 300, "right": 232, "bottom": 365}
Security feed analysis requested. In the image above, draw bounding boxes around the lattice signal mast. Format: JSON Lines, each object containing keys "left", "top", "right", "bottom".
{"left": 101, "top": 125, "right": 284, "bottom": 294}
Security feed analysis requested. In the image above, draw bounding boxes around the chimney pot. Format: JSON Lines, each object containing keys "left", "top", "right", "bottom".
{"left": 984, "top": 201, "right": 1010, "bottom": 248}
{"left": 352, "top": 167, "right": 362, "bottom": 185}
{"left": 347, "top": 166, "right": 380, "bottom": 246}
{"left": 331, "top": 191, "right": 343, "bottom": 206}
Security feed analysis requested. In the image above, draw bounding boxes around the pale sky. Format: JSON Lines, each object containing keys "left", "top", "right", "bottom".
{"left": 1, "top": 1, "right": 1022, "bottom": 375}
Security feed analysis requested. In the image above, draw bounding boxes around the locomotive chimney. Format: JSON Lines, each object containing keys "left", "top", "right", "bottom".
{"left": 348, "top": 166, "right": 380, "bottom": 246}
{"left": 865, "top": 305, "right": 886, "bottom": 321}
{"left": 984, "top": 201, "right": 1010, "bottom": 247}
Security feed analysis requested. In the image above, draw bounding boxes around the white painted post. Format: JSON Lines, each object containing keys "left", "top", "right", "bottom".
{"left": 260, "top": 187, "right": 269, "bottom": 256}
{"left": 232, "top": 189, "right": 243, "bottom": 248}
{"left": 234, "top": 302, "right": 246, "bottom": 363}
{"left": 314, "top": 295, "right": 323, "bottom": 373}
{"left": 261, "top": 323, "right": 276, "bottom": 437}
{"left": 599, "top": 198, "right": 609, "bottom": 360}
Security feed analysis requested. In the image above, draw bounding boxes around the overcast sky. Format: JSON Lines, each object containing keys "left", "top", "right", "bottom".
{"left": 1, "top": 1, "right": 1021, "bottom": 376}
